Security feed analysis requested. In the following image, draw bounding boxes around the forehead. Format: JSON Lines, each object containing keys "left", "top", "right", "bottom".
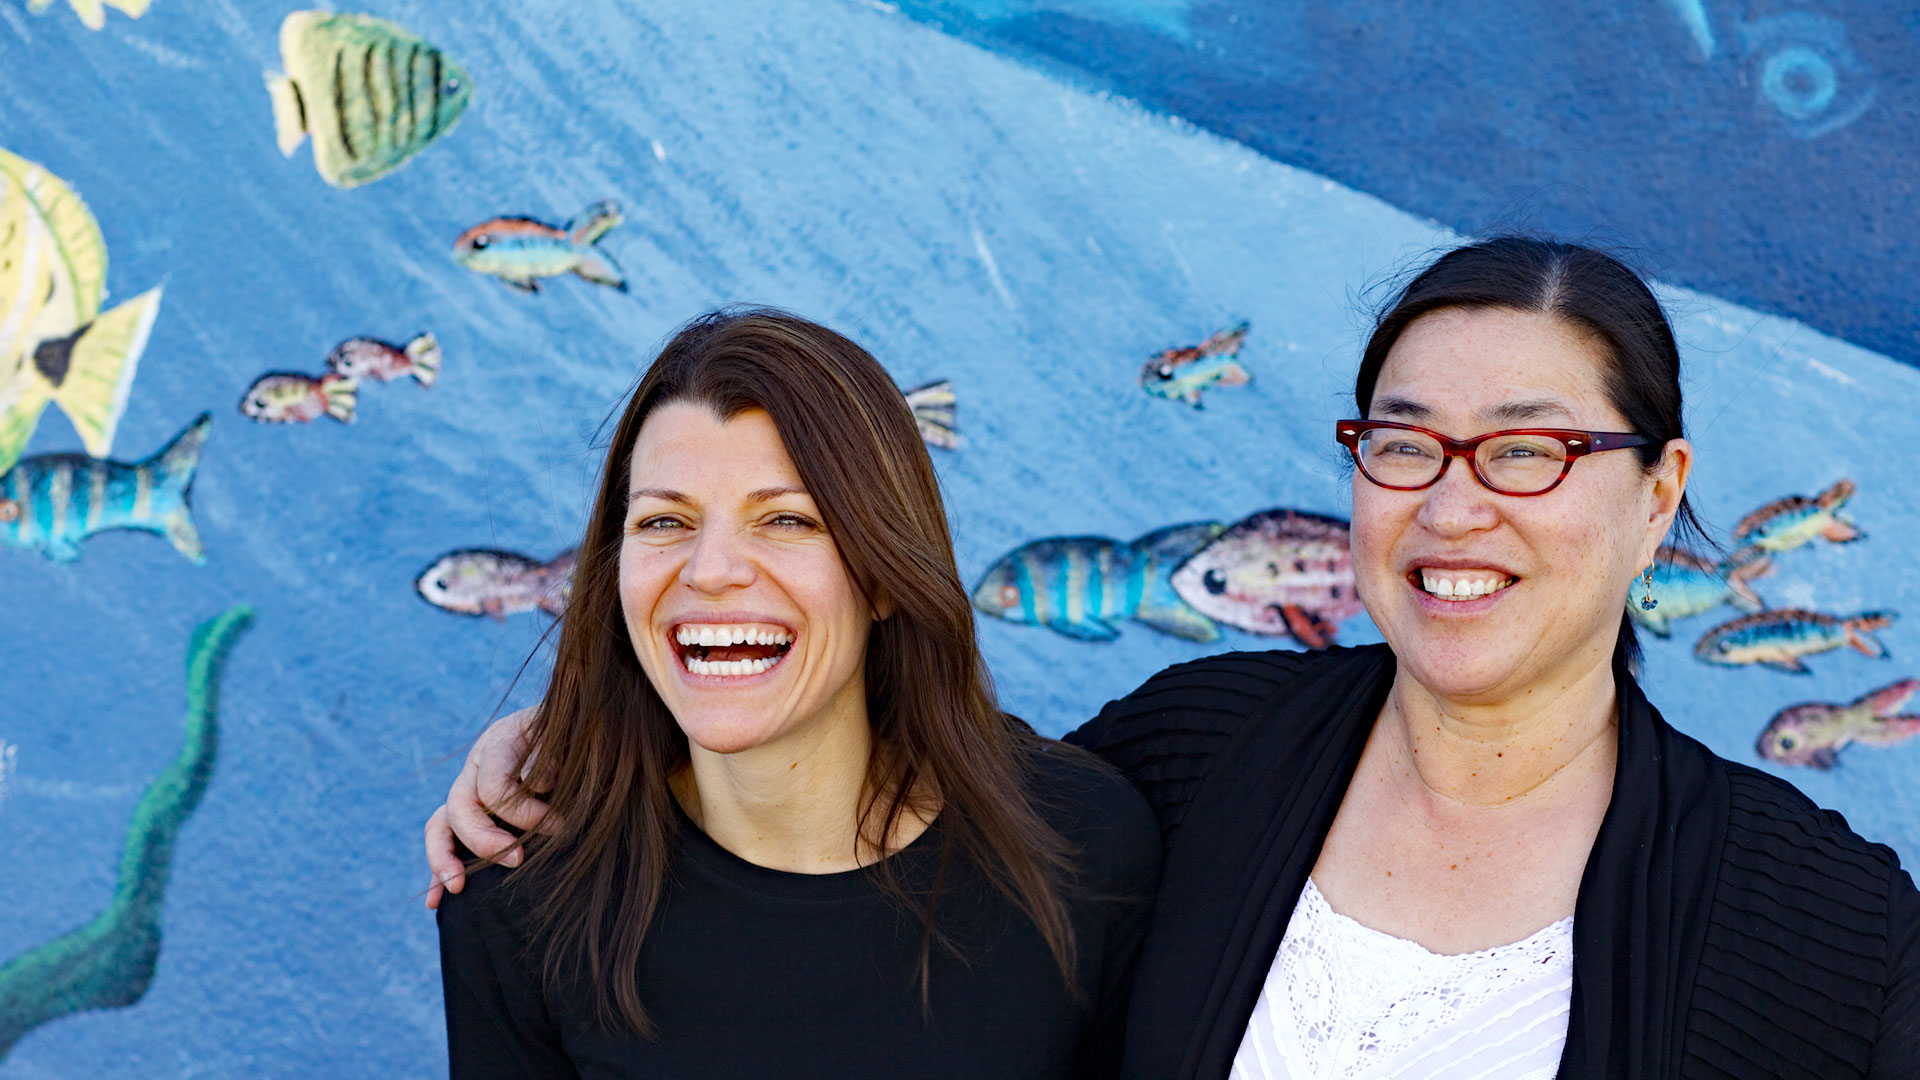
{"left": 628, "top": 403, "right": 801, "bottom": 484}
{"left": 1373, "top": 307, "right": 1621, "bottom": 426}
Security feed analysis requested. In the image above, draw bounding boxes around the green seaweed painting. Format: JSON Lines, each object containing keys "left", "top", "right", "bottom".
{"left": 0, "top": 605, "right": 253, "bottom": 1059}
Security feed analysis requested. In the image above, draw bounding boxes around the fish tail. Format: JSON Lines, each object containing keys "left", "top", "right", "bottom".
{"left": 48, "top": 287, "right": 162, "bottom": 459}
{"left": 1846, "top": 613, "right": 1895, "bottom": 658}
{"left": 1201, "top": 321, "right": 1250, "bottom": 355}
{"left": 142, "top": 413, "right": 211, "bottom": 564}
{"left": 105, "top": 0, "right": 153, "bottom": 16}
{"left": 903, "top": 380, "right": 958, "bottom": 449}
{"left": 1725, "top": 555, "right": 1770, "bottom": 611}
{"left": 572, "top": 248, "right": 626, "bottom": 292}
{"left": 1216, "top": 360, "right": 1252, "bottom": 387}
{"left": 264, "top": 72, "right": 309, "bottom": 156}
{"left": 1858, "top": 679, "right": 1920, "bottom": 717}
{"left": 566, "top": 200, "right": 623, "bottom": 246}
{"left": 1818, "top": 477, "right": 1856, "bottom": 510}
{"left": 320, "top": 374, "right": 358, "bottom": 422}
{"left": 403, "top": 333, "right": 441, "bottom": 387}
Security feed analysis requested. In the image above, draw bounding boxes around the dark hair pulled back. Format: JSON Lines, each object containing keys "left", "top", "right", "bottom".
{"left": 1354, "top": 236, "right": 1707, "bottom": 669}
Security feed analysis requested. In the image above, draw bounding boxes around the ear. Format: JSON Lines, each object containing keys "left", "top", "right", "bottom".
{"left": 1641, "top": 437, "right": 1693, "bottom": 564}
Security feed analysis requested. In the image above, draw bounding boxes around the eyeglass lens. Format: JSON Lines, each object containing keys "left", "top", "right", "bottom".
{"left": 1354, "top": 428, "right": 1570, "bottom": 493}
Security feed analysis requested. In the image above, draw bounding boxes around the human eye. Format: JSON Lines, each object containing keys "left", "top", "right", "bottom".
{"left": 766, "top": 511, "right": 820, "bottom": 531}
{"left": 628, "top": 514, "right": 687, "bottom": 534}
{"left": 1377, "top": 438, "right": 1435, "bottom": 458}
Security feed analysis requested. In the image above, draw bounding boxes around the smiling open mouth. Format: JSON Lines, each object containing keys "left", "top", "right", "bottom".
{"left": 673, "top": 624, "right": 794, "bottom": 677}
{"left": 1414, "top": 569, "right": 1517, "bottom": 601}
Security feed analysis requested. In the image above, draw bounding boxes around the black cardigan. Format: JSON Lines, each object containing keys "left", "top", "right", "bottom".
{"left": 1065, "top": 644, "right": 1920, "bottom": 1079}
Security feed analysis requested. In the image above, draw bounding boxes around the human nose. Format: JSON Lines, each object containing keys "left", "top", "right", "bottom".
{"left": 1414, "top": 455, "right": 1502, "bottom": 538}
{"left": 678, "top": 525, "right": 756, "bottom": 594}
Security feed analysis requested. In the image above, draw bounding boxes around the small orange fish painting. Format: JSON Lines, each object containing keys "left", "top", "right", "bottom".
{"left": 1139, "top": 321, "right": 1251, "bottom": 408}
{"left": 1734, "top": 478, "right": 1863, "bottom": 553}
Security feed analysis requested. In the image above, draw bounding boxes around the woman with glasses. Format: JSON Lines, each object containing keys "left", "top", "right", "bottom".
{"left": 428, "top": 238, "right": 1919, "bottom": 1078}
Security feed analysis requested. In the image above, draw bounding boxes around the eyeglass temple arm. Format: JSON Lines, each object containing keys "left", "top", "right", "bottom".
{"left": 1574, "top": 432, "right": 1652, "bottom": 453}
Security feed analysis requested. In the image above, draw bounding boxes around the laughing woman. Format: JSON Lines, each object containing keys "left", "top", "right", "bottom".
{"left": 430, "top": 310, "right": 1159, "bottom": 1078}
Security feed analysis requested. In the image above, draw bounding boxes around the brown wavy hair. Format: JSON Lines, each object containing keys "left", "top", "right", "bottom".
{"left": 494, "top": 307, "right": 1079, "bottom": 1035}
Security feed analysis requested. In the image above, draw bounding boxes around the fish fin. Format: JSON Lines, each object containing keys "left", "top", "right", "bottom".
{"left": 0, "top": 146, "right": 110, "bottom": 324}
{"left": 1821, "top": 518, "right": 1863, "bottom": 543}
{"left": 1725, "top": 573, "right": 1766, "bottom": 613}
{"left": 572, "top": 250, "right": 626, "bottom": 291}
{"left": 566, "top": 200, "right": 624, "bottom": 246}
{"left": 68, "top": 0, "right": 105, "bottom": 29}
{"left": 1200, "top": 321, "right": 1249, "bottom": 355}
{"left": 1808, "top": 747, "right": 1839, "bottom": 770}
{"left": 49, "top": 287, "right": 161, "bottom": 458}
{"left": 144, "top": 407, "right": 212, "bottom": 478}
{"left": 0, "top": 387, "right": 53, "bottom": 476}
{"left": 403, "top": 333, "right": 441, "bottom": 387}
{"left": 1215, "top": 361, "right": 1251, "bottom": 387}
{"left": 1761, "top": 655, "right": 1813, "bottom": 674}
{"left": 1279, "top": 605, "right": 1336, "bottom": 650}
{"left": 484, "top": 598, "right": 506, "bottom": 622}
{"left": 1182, "top": 390, "right": 1204, "bottom": 408}
{"left": 44, "top": 534, "right": 84, "bottom": 562}
{"left": 106, "top": 0, "right": 152, "bottom": 16}
{"left": 1046, "top": 617, "right": 1120, "bottom": 643}
{"left": 498, "top": 276, "right": 539, "bottom": 294}
{"left": 1846, "top": 625, "right": 1889, "bottom": 660}
{"left": 1857, "top": 681, "right": 1920, "bottom": 717}
{"left": 320, "top": 374, "right": 357, "bottom": 423}
{"left": 1817, "top": 478, "right": 1856, "bottom": 510}
{"left": 1133, "top": 605, "right": 1220, "bottom": 643}
{"left": 264, "top": 73, "right": 309, "bottom": 156}
{"left": 27, "top": 0, "right": 53, "bottom": 12}
{"left": 164, "top": 507, "right": 205, "bottom": 564}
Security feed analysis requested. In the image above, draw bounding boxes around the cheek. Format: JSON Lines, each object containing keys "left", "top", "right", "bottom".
{"left": 1348, "top": 485, "right": 1407, "bottom": 583}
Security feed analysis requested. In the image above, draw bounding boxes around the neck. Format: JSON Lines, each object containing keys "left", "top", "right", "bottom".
{"left": 672, "top": 688, "right": 914, "bottom": 874}
{"left": 1381, "top": 649, "right": 1621, "bottom": 808}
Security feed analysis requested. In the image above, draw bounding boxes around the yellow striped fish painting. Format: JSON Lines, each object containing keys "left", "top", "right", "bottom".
{"left": 25, "top": 0, "right": 151, "bottom": 31}
{"left": 264, "top": 12, "right": 473, "bottom": 190}
{"left": 0, "top": 147, "right": 162, "bottom": 476}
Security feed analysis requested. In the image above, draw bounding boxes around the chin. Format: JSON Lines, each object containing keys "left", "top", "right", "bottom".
{"left": 1387, "top": 628, "right": 1532, "bottom": 702}
{"left": 673, "top": 708, "right": 787, "bottom": 756}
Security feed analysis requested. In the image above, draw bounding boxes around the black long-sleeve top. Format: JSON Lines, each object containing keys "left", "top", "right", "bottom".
{"left": 1065, "top": 644, "right": 1920, "bottom": 1079}
{"left": 437, "top": 743, "right": 1160, "bottom": 1079}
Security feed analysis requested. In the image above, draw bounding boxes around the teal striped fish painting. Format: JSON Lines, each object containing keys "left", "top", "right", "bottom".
{"left": 0, "top": 413, "right": 210, "bottom": 563}
{"left": 971, "top": 522, "right": 1224, "bottom": 642}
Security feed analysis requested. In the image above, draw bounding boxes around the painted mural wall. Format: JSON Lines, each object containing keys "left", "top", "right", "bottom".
{"left": 1, "top": 0, "right": 1915, "bottom": 1074}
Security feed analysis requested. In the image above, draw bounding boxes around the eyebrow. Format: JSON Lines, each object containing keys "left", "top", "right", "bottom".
{"left": 1370, "top": 395, "right": 1577, "bottom": 425}
{"left": 625, "top": 485, "right": 809, "bottom": 506}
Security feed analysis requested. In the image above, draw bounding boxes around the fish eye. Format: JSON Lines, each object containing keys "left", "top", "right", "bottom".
{"left": 1202, "top": 568, "right": 1227, "bottom": 596}
{"left": 251, "top": 396, "right": 266, "bottom": 408}
{"left": 1778, "top": 734, "right": 1798, "bottom": 750}
{"left": 1156, "top": 365, "right": 1174, "bottom": 379}
{"left": 470, "top": 236, "right": 490, "bottom": 250}
{"left": 435, "top": 578, "right": 448, "bottom": 591}
{"left": 445, "top": 77, "right": 461, "bottom": 92}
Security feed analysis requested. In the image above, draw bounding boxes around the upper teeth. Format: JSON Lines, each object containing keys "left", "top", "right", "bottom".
{"left": 674, "top": 624, "right": 794, "bottom": 647}
{"left": 1420, "top": 571, "right": 1513, "bottom": 599}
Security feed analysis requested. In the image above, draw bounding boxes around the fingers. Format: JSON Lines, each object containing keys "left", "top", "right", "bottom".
{"left": 447, "top": 756, "right": 525, "bottom": 864}
{"left": 425, "top": 806, "right": 460, "bottom": 909}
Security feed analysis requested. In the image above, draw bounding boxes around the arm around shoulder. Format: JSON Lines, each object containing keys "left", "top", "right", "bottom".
{"left": 1870, "top": 863, "right": 1920, "bottom": 1078}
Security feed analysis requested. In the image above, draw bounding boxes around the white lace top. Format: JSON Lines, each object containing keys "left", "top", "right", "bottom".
{"left": 1230, "top": 880, "right": 1574, "bottom": 1080}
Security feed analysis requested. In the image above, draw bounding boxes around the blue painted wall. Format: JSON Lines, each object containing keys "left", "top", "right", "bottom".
{"left": 1, "top": 0, "right": 1916, "bottom": 1075}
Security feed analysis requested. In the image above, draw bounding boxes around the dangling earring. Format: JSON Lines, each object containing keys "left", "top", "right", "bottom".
{"left": 1640, "top": 565, "right": 1658, "bottom": 611}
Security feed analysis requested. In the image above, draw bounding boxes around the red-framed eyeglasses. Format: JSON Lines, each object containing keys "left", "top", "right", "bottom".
{"left": 1335, "top": 419, "right": 1650, "bottom": 496}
